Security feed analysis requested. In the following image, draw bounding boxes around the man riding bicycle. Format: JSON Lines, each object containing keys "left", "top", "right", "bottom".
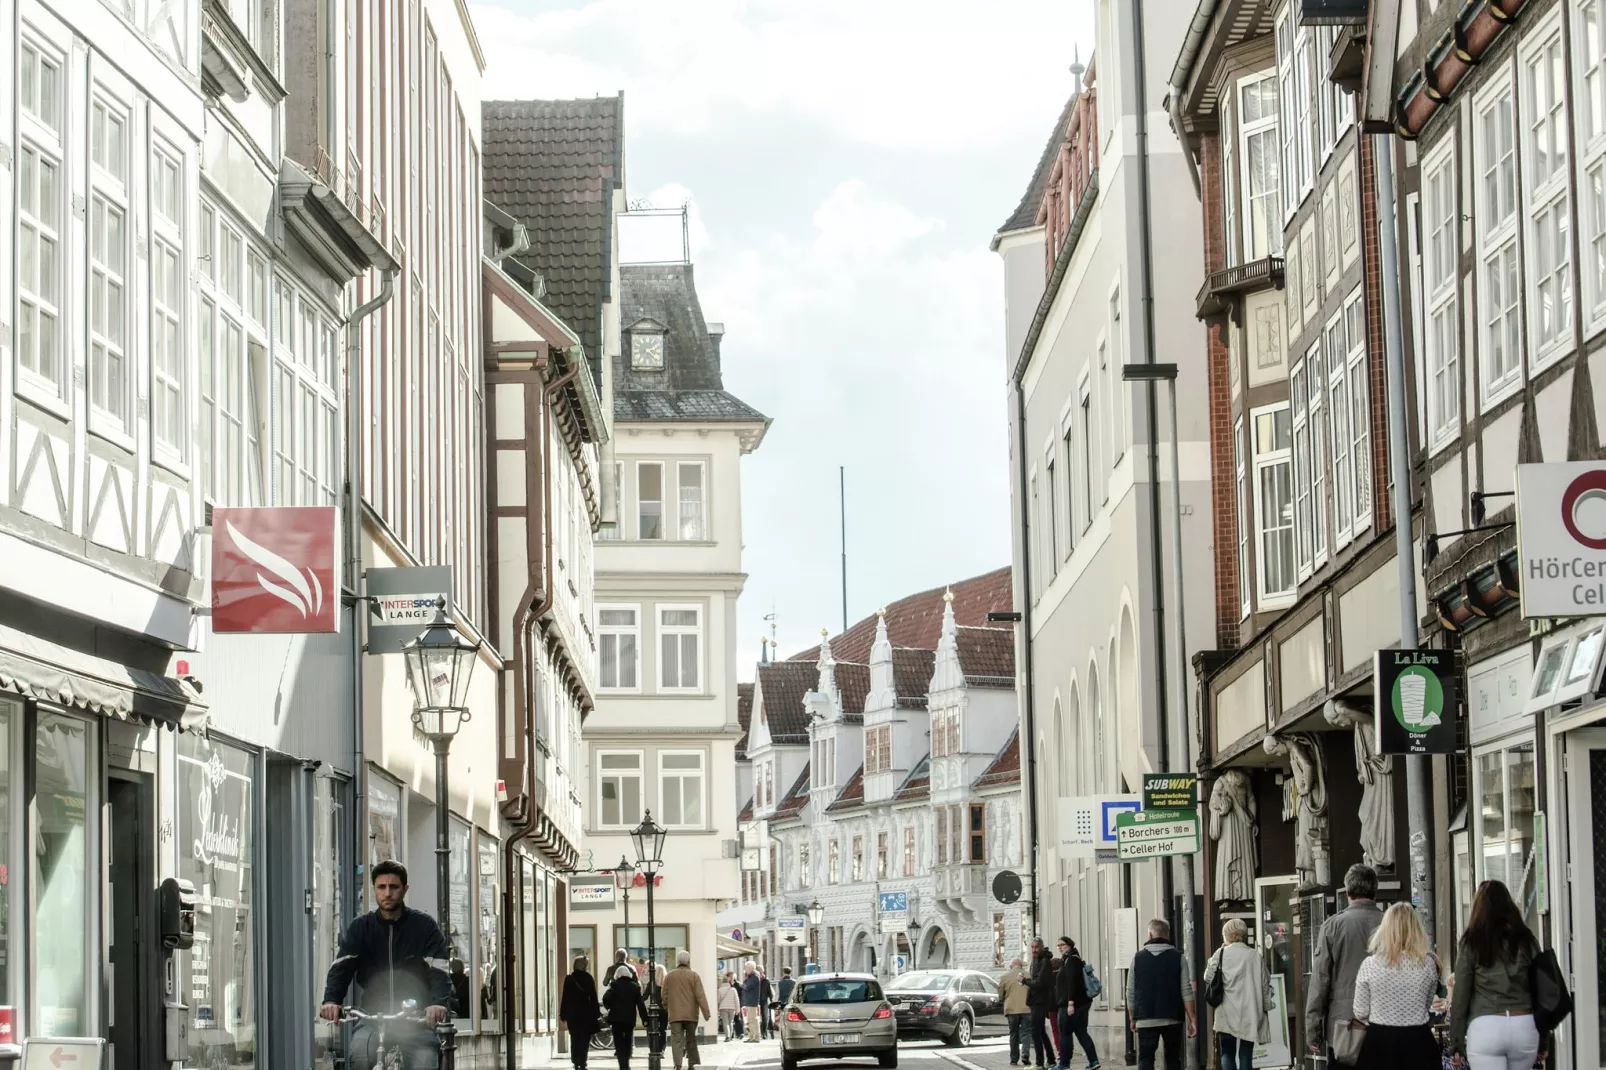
{"left": 320, "top": 860, "right": 453, "bottom": 1070}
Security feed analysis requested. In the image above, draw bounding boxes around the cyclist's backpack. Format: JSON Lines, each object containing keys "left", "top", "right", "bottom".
{"left": 1082, "top": 961, "right": 1103, "bottom": 999}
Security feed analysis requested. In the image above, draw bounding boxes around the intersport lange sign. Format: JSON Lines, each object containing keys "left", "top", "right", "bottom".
{"left": 1516, "top": 462, "right": 1606, "bottom": 618}
{"left": 212, "top": 507, "right": 341, "bottom": 633}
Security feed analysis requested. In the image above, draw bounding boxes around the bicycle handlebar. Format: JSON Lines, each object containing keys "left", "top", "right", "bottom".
{"left": 335, "top": 1007, "right": 430, "bottom": 1025}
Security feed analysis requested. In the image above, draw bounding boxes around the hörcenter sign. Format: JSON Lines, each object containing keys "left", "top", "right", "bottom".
{"left": 1517, "top": 462, "right": 1606, "bottom": 617}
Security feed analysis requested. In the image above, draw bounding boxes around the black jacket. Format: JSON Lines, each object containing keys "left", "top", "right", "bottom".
{"left": 1055, "top": 954, "right": 1089, "bottom": 1005}
{"left": 604, "top": 972, "right": 650, "bottom": 1029}
{"left": 560, "top": 970, "right": 602, "bottom": 1034}
{"left": 1027, "top": 949, "right": 1058, "bottom": 1011}
{"left": 322, "top": 907, "right": 453, "bottom": 1013}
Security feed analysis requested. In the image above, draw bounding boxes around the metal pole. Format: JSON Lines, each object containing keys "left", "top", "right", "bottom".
{"left": 1166, "top": 380, "right": 1201, "bottom": 1068}
{"left": 647, "top": 870, "right": 661, "bottom": 1070}
{"left": 434, "top": 736, "right": 458, "bottom": 1067}
{"left": 1373, "top": 133, "right": 1433, "bottom": 937}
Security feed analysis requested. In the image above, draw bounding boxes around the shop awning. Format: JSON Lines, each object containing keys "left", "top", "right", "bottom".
{"left": 717, "top": 935, "right": 762, "bottom": 959}
{"left": 0, "top": 623, "right": 207, "bottom": 730}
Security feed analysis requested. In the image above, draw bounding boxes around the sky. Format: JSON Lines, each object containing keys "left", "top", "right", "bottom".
{"left": 471, "top": 0, "right": 1095, "bottom": 673}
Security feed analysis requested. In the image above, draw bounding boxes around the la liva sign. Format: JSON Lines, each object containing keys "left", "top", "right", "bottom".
{"left": 211, "top": 507, "right": 341, "bottom": 633}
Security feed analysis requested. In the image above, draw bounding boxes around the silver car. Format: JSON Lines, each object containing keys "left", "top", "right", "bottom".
{"left": 778, "top": 972, "right": 898, "bottom": 1070}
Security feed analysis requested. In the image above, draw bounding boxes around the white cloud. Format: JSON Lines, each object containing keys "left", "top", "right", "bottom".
{"left": 471, "top": 0, "right": 1091, "bottom": 150}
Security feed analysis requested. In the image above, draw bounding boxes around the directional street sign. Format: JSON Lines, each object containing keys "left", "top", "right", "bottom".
{"left": 776, "top": 916, "right": 809, "bottom": 946}
{"left": 23, "top": 1040, "right": 103, "bottom": 1070}
{"left": 878, "top": 891, "right": 908, "bottom": 913}
{"left": 1114, "top": 809, "right": 1201, "bottom": 861}
{"left": 879, "top": 917, "right": 903, "bottom": 934}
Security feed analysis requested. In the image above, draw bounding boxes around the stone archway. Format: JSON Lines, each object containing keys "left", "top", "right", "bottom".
{"left": 849, "top": 928, "right": 872, "bottom": 972}
{"left": 922, "top": 926, "right": 952, "bottom": 968}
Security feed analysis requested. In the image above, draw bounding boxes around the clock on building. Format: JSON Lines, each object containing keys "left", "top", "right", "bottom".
{"left": 631, "top": 331, "right": 664, "bottom": 369}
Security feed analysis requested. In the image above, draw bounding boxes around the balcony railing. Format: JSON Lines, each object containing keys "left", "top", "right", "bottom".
{"left": 1195, "top": 255, "right": 1286, "bottom": 320}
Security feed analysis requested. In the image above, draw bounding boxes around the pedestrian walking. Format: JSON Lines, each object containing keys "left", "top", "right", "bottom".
{"left": 1351, "top": 904, "right": 1442, "bottom": 1068}
{"left": 1202, "top": 919, "right": 1272, "bottom": 1070}
{"left": 999, "top": 957, "right": 1032, "bottom": 1066}
{"left": 740, "top": 962, "right": 764, "bottom": 1043}
{"left": 604, "top": 964, "right": 650, "bottom": 1070}
{"left": 717, "top": 973, "right": 740, "bottom": 1039}
{"left": 1306, "top": 865, "right": 1384, "bottom": 1065}
{"left": 560, "top": 956, "right": 603, "bottom": 1070}
{"left": 1126, "top": 918, "right": 1196, "bottom": 1070}
{"left": 661, "top": 951, "right": 712, "bottom": 1070}
{"left": 1450, "top": 880, "right": 1543, "bottom": 1070}
{"left": 777, "top": 966, "right": 796, "bottom": 1008}
{"left": 1053, "top": 937, "right": 1100, "bottom": 1069}
{"left": 1026, "top": 937, "right": 1059, "bottom": 1068}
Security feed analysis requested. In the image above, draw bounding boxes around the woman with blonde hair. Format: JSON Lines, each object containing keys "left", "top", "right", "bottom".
{"left": 1202, "top": 918, "right": 1273, "bottom": 1070}
{"left": 1351, "top": 903, "right": 1442, "bottom": 1066}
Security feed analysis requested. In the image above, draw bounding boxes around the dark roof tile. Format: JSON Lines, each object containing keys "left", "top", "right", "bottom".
{"left": 774, "top": 765, "right": 813, "bottom": 819}
{"left": 956, "top": 626, "right": 1016, "bottom": 685}
{"left": 972, "top": 729, "right": 1022, "bottom": 789}
{"left": 756, "top": 662, "right": 817, "bottom": 745}
{"left": 894, "top": 755, "right": 932, "bottom": 803}
{"left": 826, "top": 766, "right": 866, "bottom": 813}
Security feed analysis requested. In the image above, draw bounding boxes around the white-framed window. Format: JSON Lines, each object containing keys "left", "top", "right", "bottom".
{"left": 851, "top": 836, "right": 865, "bottom": 882}
{"left": 197, "top": 201, "right": 269, "bottom": 505}
{"left": 89, "top": 87, "right": 132, "bottom": 433}
{"left": 1223, "top": 97, "right": 1238, "bottom": 268}
{"left": 1045, "top": 448, "right": 1060, "bottom": 575}
{"left": 17, "top": 35, "right": 67, "bottom": 402}
{"left": 1474, "top": 72, "right": 1523, "bottom": 404}
{"left": 659, "top": 751, "right": 705, "bottom": 828}
{"left": 1422, "top": 143, "right": 1460, "bottom": 448}
{"left": 1079, "top": 387, "right": 1093, "bottom": 526}
{"left": 798, "top": 841, "right": 813, "bottom": 888}
{"left": 638, "top": 462, "right": 664, "bottom": 540}
{"left": 828, "top": 839, "right": 840, "bottom": 884}
{"left": 1578, "top": 0, "right": 1606, "bottom": 329}
{"left": 1521, "top": 22, "right": 1573, "bottom": 366}
{"left": 1276, "top": 8, "right": 1298, "bottom": 219}
{"left": 1343, "top": 291, "right": 1372, "bottom": 532}
{"left": 1060, "top": 420, "right": 1076, "bottom": 553}
{"left": 1252, "top": 403, "right": 1295, "bottom": 604}
{"left": 1324, "top": 312, "right": 1352, "bottom": 541}
{"left": 1306, "top": 342, "right": 1329, "bottom": 568}
{"left": 597, "top": 605, "right": 641, "bottom": 691}
{"left": 597, "top": 751, "right": 644, "bottom": 828}
{"left": 1110, "top": 287, "right": 1127, "bottom": 457}
{"left": 677, "top": 462, "right": 706, "bottom": 540}
{"left": 866, "top": 725, "right": 892, "bottom": 774}
{"left": 149, "top": 139, "right": 187, "bottom": 459}
{"left": 267, "top": 277, "right": 338, "bottom": 505}
{"left": 1238, "top": 71, "right": 1283, "bottom": 259}
{"left": 1235, "top": 417, "right": 1250, "bottom": 620}
{"left": 658, "top": 605, "right": 702, "bottom": 691}
{"left": 1291, "top": 359, "right": 1314, "bottom": 579}
{"left": 1028, "top": 469, "right": 1042, "bottom": 602}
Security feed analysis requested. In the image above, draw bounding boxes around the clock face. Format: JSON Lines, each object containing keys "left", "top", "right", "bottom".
{"left": 632, "top": 332, "right": 664, "bottom": 369}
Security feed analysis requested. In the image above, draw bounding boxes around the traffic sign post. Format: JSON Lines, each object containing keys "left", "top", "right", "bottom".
{"left": 877, "top": 891, "right": 908, "bottom": 913}
{"left": 1114, "top": 809, "right": 1201, "bottom": 861}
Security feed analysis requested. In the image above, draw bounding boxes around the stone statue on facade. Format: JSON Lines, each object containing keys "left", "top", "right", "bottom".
{"left": 1208, "top": 770, "right": 1258, "bottom": 902}
{"left": 1263, "top": 732, "right": 1330, "bottom": 890}
{"left": 1324, "top": 699, "right": 1395, "bottom": 871}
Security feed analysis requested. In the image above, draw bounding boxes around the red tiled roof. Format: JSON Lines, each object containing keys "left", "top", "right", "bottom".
{"left": 894, "top": 648, "right": 936, "bottom": 705}
{"left": 893, "top": 755, "right": 932, "bottom": 803}
{"left": 774, "top": 765, "right": 812, "bottom": 819}
{"left": 790, "top": 567, "right": 1013, "bottom": 664}
{"left": 826, "top": 766, "right": 866, "bottom": 813}
{"left": 837, "top": 662, "right": 870, "bottom": 716}
{"left": 737, "top": 682, "right": 754, "bottom": 759}
{"left": 739, "top": 796, "right": 755, "bottom": 822}
{"left": 972, "top": 729, "right": 1022, "bottom": 789}
{"left": 757, "top": 662, "right": 818, "bottom": 745}
{"left": 957, "top": 626, "right": 1016, "bottom": 685}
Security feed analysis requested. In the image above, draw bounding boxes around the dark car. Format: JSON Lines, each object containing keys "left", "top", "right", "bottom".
{"left": 883, "top": 969, "right": 1007, "bottom": 1047}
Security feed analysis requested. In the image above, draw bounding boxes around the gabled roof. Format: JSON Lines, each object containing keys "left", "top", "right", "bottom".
{"left": 837, "top": 662, "right": 869, "bottom": 720}
{"left": 826, "top": 766, "right": 866, "bottom": 813}
{"left": 615, "top": 265, "right": 769, "bottom": 428}
{"left": 774, "top": 765, "right": 812, "bottom": 819}
{"left": 481, "top": 96, "right": 624, "bottom": 366}
{"left": 893, "top": 648, "right": 937, "bottom": 706}
{"left": 791, "top": 568, "right": 1013, "bottom": 665}
{"left": 736, "top": 682, "right": 754, "bottom": 760}
{"left": 956, "top": 626, "right": 1015, "bottom": 685}
{"left": 756, "top": 662, "right": 816, "bottom": 745}
{"left": 893, "top": 755, "right": 932, "bottom": 803}
{"left": 972, "top": 729, "right": 1022, "bottom": 790}
{"left": 739, "top": 795, "right": 755, "bottom": 823}
{"left": 996, "top": 91, "right": 1078, "bottom": 236}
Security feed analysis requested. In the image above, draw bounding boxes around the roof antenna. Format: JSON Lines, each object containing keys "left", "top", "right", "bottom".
{"left": 1069, "top": 46, "right": 1086, "bottom": 87}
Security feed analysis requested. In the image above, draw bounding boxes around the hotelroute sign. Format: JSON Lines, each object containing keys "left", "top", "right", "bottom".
{"left": 1114, "top": 809, "right": 1201, "bottom": 861}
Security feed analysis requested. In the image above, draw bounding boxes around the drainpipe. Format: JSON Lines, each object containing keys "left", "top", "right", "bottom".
{"left": 343, "top": 266, "right": 396, "bottom": 912}
{"left": 503, "top": 353, "right": 582, "bottom": 1070}
{"left": 1012, "top": 382, "right": 1041, "bottom": 931}
{"left": 1166, "top": 0, "right": 1223, "bottom": 198}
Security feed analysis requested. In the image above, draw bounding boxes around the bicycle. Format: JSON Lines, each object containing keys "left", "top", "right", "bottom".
{"left": 337, "top": 1001, "right": 443, "bottom": 1070}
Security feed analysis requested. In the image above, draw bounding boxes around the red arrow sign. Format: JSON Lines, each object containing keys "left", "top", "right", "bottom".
{"left": 49, "top": 1049, "right": 78, "bottom": 1068}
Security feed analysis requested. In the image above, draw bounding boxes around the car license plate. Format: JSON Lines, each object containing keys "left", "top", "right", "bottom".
{"left": 822, "top": 1034, "right": 861, "bottom": 1045}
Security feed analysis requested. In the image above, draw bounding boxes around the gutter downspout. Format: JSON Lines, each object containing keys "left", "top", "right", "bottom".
{"left": 1013, "top": 381, "right": 1041, "bottom": 930}
{"left": 343, "top": 266, "right": 396, "bottom": 917}
{"left": 1166, "top": 0, "right": 1222, "bottom": 197}
{"left": 503, "top": 354, "right": 583, "bottom": 1070}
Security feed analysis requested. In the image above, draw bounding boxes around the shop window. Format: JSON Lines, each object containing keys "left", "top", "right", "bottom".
{"left": 366, "top": 773, "right": 403, "bottom": 911}
{"left": 476, "top": 834, "right": 499, "bottom": 1025}
{"left": 0, "top": 700, "right": 14, "bottom": 1022}
{"left": 520, "top": 861, "right": 537, "bottom": 1030}
{"left": 448, "top": 817, "right": 474, "bottom": 1022}
{"left": 312, "top": 776, "right": 347, "bottom": 1070}
{"left": 1474, "top": 742, "right": 1539, "bottom": 928}
{"left": 613, "top": 925, "right": 689, "bottom": 974}
{"left": 176, "top": 732, "right": 254, "bottom": 1068}
{"left": 1528, "top": 622, "right": 1606, "bottom": 711}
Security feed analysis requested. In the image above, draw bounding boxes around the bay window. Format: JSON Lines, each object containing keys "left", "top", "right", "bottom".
{"left": 17, "top": 39, "right": 66, "bottom": 400}
{"left": 1276, "top": 10, "right": 1298, "bottom": 219}
{"left": 1344, "top": 292, "right": 1372, "bottom": 531}
{"left": 1579, "top": 0, "right": 1606, "bottom": 326}
{"left": 658, "top": 605, "right": 702, "bottom": 691}
{"left": 1238, "top": 72, "right": 1282, "bottom": 259}
{"left": 597, "top": 605, "right": 640, "bottom": 691}
{"left": 1307, "top": 342, "right": 1329, "bottom": 568}
{"left": 1235, "top": 417, "right": 1250, "bottom": 619}
{"left": 1423, "top": 144, "right": 1460, "bottom": 447}
{"left": 1291, "top": 360, "right": 1313, "bottom": 578}
{"left": 1252, "top": 404, "right": 1295, "bottom": 604}
{"left": 1522, "top": 25, "right": 1573, "bottom": 363}
{"left": 1223, "top": 101, "right": 1237, "bottom": 267}
{"left": 1475, "top": 76, "right": 1522, "bottom": 402}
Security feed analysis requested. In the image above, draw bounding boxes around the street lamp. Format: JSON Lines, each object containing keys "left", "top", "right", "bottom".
{"left": 614, "top": 856, "right": 636, "bottom": 957}
{"left": 631, "top": 811, "right": 669, "bottom": 1070}
{"left": 806, "top": 900, "right": 824, "bottom": 927}
{"left": 402, "top": 598, "right": 480, "bottom": 1066}
{"left": 806, "top": 900, "right": 824, "bottom": 973}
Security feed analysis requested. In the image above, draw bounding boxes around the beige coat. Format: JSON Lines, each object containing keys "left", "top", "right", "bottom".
{"left": 662, "top": 966, "right": 712, "bottom": 1024}
{"left": 999, "top": 968, "right": 1031, "bottom": 1016}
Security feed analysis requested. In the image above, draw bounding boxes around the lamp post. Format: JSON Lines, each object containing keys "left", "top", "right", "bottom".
{"left": 402, "top": 598, "right": 481, "bottom": 1070}
{"left": 615, "top": 856, "right": 636, "bottom": 959}
{"left": 806, "top": 900, "right": 824, "bottom": 974}
{"left": 631, "top": 812, "right": 669, "bottom": 1070}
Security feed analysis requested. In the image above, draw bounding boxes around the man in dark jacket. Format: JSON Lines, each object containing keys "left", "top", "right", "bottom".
{"left": 1305, "top": 864, "right": 1383, "bottom": 1062}
{"left": 320, "top": 860, "right": 452, "bottom": 1070}
{"left": 1053, "top": 937, "right": 1099, "bottom": 1070}
{"left": 1026, "top": 938, "right": 1058, "bottom": 1068}
{"left": 740, "top": 963, "right": 764, "bottom": 1043}
{"left": 1125, "top": 919, "right": 1196, "bottom": 1070}
{"left": 776, "top": 966, "right": 796, "bottom": 1008}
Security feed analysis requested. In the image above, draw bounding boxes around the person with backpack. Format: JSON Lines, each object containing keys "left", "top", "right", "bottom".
{"left": 1202, "top": 919, "right": 1272, "bottom": 1070}
{"left": 1053, "top": 936, "right": 1100, "bottom": 1069}
{"left": 1450, "top": 880, "right": 1543, "bottom": 1070}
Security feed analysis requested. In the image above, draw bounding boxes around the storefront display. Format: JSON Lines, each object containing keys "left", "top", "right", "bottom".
{"left": 476, "top": 834, "right": 499, "bottom": 1023}
{"left": 34, "top": 711, "right": 92, "bottom": 1037}
{"left": 177, "top": 734, "right": 256, "bottom": 1070}
{"left": 367, "top": 775, "right": 401, "bottom": 912}
{"left": 0, "top": 699, "right": 15, "bottom": 1026}
{"left": 312, "top": 777, "right": 346, "bottom": 1070}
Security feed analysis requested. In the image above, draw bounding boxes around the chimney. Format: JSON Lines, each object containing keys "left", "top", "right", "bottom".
{"left": 708, "top": 322, "right": 725, "bottom": 368}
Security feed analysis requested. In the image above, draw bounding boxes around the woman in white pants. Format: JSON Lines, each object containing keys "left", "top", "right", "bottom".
{"left": 1449, "top": 881, "right": 1541, "bottom": 1070}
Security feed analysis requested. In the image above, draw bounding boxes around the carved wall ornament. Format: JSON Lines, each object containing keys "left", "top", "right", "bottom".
{"left": 1324, "top": 698, "right": 1395, "bottom": 871}
{"left": 1208, "top": 770, "right": 1258, "bottom": 902}
{"left": 1263, "top": 732, "right": 1330, "bottom": 890}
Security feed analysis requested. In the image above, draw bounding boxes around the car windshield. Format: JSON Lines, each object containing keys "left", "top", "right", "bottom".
{"left": 797, "top": 980, "right": 882, "bottom": 1004}
{"left": 887, "top": 973, "right": 953, "bottom": 992}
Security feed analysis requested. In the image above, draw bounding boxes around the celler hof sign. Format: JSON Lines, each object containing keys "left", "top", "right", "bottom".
{"left": 1516, "top": 461, "right": 1606, "bottom": 618}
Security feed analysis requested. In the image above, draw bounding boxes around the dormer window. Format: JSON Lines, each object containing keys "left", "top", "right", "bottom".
{"left": 629, "top": 319, "right": 667, "bottom": 369}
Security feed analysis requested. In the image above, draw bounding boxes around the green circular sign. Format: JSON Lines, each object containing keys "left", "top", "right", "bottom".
{"left": 1392, "top": 665, "right": 1445, "bottom": 731}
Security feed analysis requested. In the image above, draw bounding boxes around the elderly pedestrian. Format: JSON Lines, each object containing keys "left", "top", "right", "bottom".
{"left": 604, "top": 964, "right": 650, "bottom": 1070}
{"left": 999, "top": 957, "right": 1032, "bottom": 1065}
{"left": 661, "top": 951, "right": 711, "bottom": 1070}
{"left": 1204, "top": 919, "right": 1272, "bottom": 1070}
{"left": 1126, "top": 918, "right": 1196, "bottom": 1070}
{"left": 1306, "top": 865, "right": 1384, "bottom": 1065}
{"left": 740, "top": 962, "right": 764, "bottom": 1043}
{"left": 717, "top": 973, "right": 740, "bottom": 1039}
{"left": 559, "top": 956, "right": 603, "bottom": 1070}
